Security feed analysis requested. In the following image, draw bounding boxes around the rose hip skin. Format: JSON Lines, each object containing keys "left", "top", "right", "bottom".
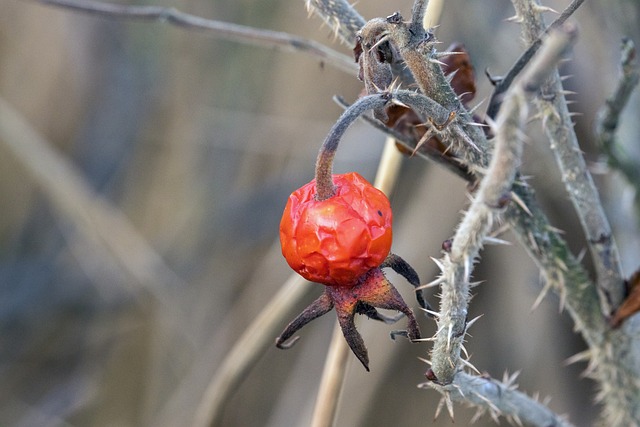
{"left": 280, "top": 172, "right": 392, "bottom": 287}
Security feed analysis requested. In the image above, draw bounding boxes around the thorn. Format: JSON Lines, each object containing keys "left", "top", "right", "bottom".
{"left": 564, "top": 349, "right": 591, "bottom": 366}
{"left": 369, "top": 33, "right": 390, "bottom": 51}
{"left": 418, "top": 356, "right": 432, "bottom": 365}
{"left": 413, "top": 335, "right": 437, "bottom": 342}
{"left": 545, "top": 224, "right": 565, "bottom": 234}
{"left": 473, "top": 389, "right": 501, "bottom": 414}
{"left": 468, "top": 97, "right": 486, "bottom": 115}
{"left": 411, "top": 128, "right": 437, "bottom": 156}
{"left": 390, "top": 98, "right": 410, "bottom": 109}
{"left": 444, "top": 393, "right": 455, "bottom": 420}
{"left": 445, "top": 69, "right": 459, "bottom": 83}
{"left": 512, "top": 413, "right": 524, "bottom": 427}
{"left": 470, "top": 407, "right": 485, "bottom": 424}
{"left": 460, "top": 343, "right": 470, "bottom": 359}
{"left": 483, "top": 115, "right": 498, "bottom": 133}
{"left": 560, "top": 74, "right": 574, "bottom": 81}
{"left": 533, "top": 4, "right": 558, "bottom": 14}
{"left": 428, "top": 57, "right": 447, "bottom": 66}
{"left": 465, "top": 314, "right": 483, "bottom": 330}
{"left": 434, "top": 51, "right": 465, "bottom": 58}
{"left": 531, "top": 281, "right": 552, "bottom": 311}
{"left": 465, "top": 121, "right": 489, "bottom": 128}
{"left": 469, "top": 280, "right": 485, "bottom": 288}
{"left": 416, "top": 276, "right": 445, "bottom": 290}
{"left": 503, "top": 370, "right": 521, "bottom": 388}
{"left": 434, "top": 396, "right": 446, "bottom": 420}
{"left": 430, "top": 257, "right": 446, "bottom": 273}
{"left": 483, "top": 236, "right": 512, "bottom": 246}
{"left": 419, "top": 307, "right": 441, "bottom": 318}
{"left": 576, "top": 247, "right": 587, "bottom": 263}
{"left": 559, "top": 90, "right": 577, "bottom": 96}
{"left": 388, "top": 76, "right": 402, "bottom": 93}
{"left": 460, "top": 357, "right": 481, "bottom": 375}
{"left": 505, "top": 14, "right": 523, "bottom": 23}
{"left": 446, "top": 323, "right": 453, "bottom": 351}
{"left": 510, "top": 191, "right": 532, "bottom": 216}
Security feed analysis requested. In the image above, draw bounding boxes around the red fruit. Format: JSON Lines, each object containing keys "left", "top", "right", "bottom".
{"left": 280, "top": 172, "right": 392, "bottom": 287}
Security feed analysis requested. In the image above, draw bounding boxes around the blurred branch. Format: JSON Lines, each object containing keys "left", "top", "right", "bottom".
{"left": 31, "top": 0, "right": 357, "bottom": 74}
{"left": 0, "top": 97, "right": 184, "bottom": 306}
{"left": 486, "top": 0, "right": 585, "bottom": 119}
{"left": 304, "top": 0, "right": 366, "bottom": 45}
{"left": 310, "top": 322, "right": 350, "bottom": 427}
{"left": 596, "top": 38, "right": 640, "bottom": 211}
{"left": 193, "top": 274, "right": 310, "bottom": 427}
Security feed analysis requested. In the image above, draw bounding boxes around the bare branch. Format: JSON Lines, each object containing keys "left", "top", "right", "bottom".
{"left": 193, "top": 275, "right": 311, "bottom": 427}
{"left": 511, "top": 1, "right": 639, "bottom": 425}
{"left": 32, "top": 0, "right": 357, "bottom": 74}
{"left": 427, "top": 26, "right": 576, "bottom": 386}
{"left": 512, "top": 0, "right": 624, "bottom": 315}
{"left": 422, "top": 372, "right": 575, "bottom": 427}
{"left": 305, "top": 0, "right": 366, "bottom": 45}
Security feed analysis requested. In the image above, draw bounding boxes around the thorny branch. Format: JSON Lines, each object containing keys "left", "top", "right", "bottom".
{"left": 31, "top": 0, "right": 357, "bottom": 74}
{"left": 486, "top": 0, "right": 585, "bottom": 119}
{"left": 427, "top": 24, "right": 577, "bottom": 386}
{"left": 420, "top": 372, "right": 574, "bottom": 427}
{"left": 309, "top": 0, "right": 640, "bottom": 425}
{"left": 511, "top": 0, "right": 625, "bottom": 314}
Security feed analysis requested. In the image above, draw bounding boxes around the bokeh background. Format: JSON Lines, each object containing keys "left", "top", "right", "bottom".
{"left": 1, "top": 0, "right": 639, "bottom": 426}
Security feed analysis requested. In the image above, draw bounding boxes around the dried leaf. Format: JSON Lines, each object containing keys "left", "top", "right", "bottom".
{"left": 609, "top": 268, "right": 640, "bottom": 328}
{"left": 441, "top": 43, "right": 477, "bottom": 105}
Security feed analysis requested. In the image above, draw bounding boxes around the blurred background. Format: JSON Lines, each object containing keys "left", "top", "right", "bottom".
{"left": 0, "top": 0, "right": 639, "bottom": 425}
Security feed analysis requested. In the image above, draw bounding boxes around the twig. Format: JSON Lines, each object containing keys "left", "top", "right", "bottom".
{"left": 410, "top": 0, "right": 429, "bottom": 35}
{"left": 595, "top": 38, "right": 640, "bottom": 209}
{"left": 310, "top": 324, "right": 350, "bottom": 427}
{"left": 31, "top": 0, "right": 357, "bottom": 75}
{"left": 427, "top": 26, "right": 577, "bottom": 386}
{"left": 305, "top": 0, "right": 366, "bottom": 45}
{"left": 486, "top": 0, "right": 586, "bottom": 119}
{"left": 421, "top": 372, "right": 575, "bottom": 427}
{"left": 333, "top": 95, "right": 473, "bottom": 181}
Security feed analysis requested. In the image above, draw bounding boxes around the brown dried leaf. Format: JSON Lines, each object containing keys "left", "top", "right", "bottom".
{"left": 441, "top": 43, "right": 477, "bottom": 105}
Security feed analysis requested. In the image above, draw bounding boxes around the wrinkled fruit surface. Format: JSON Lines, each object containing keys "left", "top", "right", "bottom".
{"left": 280, "top": 172, "right": 392, "bottom": 286}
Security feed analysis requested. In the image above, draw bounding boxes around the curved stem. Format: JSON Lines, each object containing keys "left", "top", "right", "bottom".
{"left": 314, "top": 94, "right": 391, "bottom": 200}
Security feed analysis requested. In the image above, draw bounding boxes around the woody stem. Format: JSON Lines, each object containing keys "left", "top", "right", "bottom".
{"left": 314, "top": 93, "right": 390, "bottom": 201}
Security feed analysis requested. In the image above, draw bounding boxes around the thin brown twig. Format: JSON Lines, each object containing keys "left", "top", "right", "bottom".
{"left": 31, "top": 0, "right": 357, "bottom": 74}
